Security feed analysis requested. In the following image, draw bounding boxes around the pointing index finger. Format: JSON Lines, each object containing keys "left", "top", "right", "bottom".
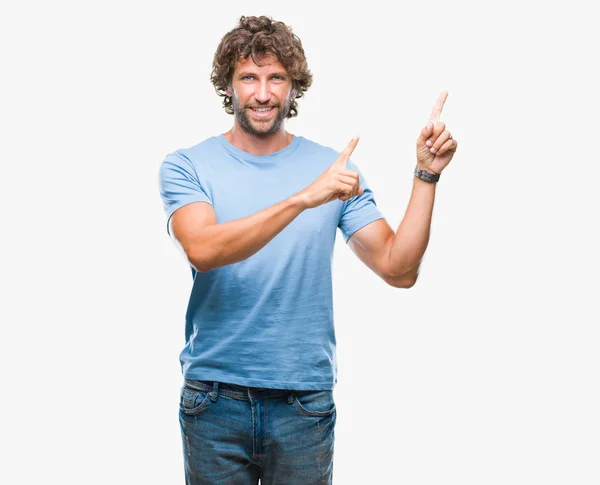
{"left": 336, "top": 136, "right": 359, "bottom": 165}
{"left": 428, "top": 91, "right": 448, "bottom": 123}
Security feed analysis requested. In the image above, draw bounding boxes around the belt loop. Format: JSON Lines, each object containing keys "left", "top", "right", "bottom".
{"left": 210, "top": 382, "right": 219, "bottom": 402}
{"left": 287, "top": 392, "right": 294, "bottom": 404}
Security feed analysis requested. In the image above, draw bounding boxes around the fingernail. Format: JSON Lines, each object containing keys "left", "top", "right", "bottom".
{"left": 430, "top": 147, "right": 436, "bottom": 153}
{"left": 426, "top": 140, "right": 432, "bottom": 147}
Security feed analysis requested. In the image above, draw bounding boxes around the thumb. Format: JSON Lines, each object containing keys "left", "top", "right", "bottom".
{"left": 417, "top": 122, "right": 433, "bottom": 144}
{"left": 335, "top": 136, "right": 360, "bottom": 166}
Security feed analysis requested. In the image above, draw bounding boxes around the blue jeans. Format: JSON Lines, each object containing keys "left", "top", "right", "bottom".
{"left": 179, "top": 379, "right": 337, "bottom": 484}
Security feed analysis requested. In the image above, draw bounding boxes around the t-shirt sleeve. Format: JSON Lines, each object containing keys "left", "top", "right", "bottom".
{"left": 338, "top": 159, "right": 384, "bottom": 242}
{"left": 158, "top": 151, "right": 212, "bottom": 236}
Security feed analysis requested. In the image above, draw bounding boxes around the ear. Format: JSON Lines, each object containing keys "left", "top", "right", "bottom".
{"left": 225, "top": 87, "right": 232, "bottom": 97}
{"left": 291, "top": 89, "right": 297, "bottom": 98}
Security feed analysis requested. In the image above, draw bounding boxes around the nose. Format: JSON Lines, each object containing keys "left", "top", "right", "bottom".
{"left": 254, "top": 81, "right": 271, "bottom": 104}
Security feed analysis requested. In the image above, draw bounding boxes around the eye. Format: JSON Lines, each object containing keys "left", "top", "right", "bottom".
{"left": 242, "top": 75, "right": 255, "bottom": 81}
{"left": 272, "top": 75, "right": 285, "bottom": 81}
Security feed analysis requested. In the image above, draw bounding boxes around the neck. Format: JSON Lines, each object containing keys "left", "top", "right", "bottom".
{"left": 223, "top": 123, "right": 292, "bottom": 156}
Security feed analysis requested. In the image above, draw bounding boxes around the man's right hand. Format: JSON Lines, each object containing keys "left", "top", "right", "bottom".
{"left": 294, "top": 137, "right": 364, "bottom": 210}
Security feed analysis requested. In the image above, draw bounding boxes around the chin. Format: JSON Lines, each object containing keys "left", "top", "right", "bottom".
{"left": 252, "top": 123, "right": 278, "bottom": 134}
{"left": 236, "top": 108, "right": 285, "bottom": 137}
{"left": 248, "top": 119, "right": 283, "bottom": 136}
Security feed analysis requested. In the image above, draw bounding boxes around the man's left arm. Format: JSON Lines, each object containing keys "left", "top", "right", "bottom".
{"left": 347, "top": 177, "right": 435, "bottom": 288}
{"left": 347, "top": 91, "right": 458, "bottom": 288}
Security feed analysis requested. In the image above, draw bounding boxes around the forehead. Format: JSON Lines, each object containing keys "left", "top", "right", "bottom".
{"left": 233, "top": 54, "right": 286, "bottom": 74}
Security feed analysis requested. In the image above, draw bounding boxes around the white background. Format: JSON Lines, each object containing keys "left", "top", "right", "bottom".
{"left": 2, "top": 0, "right": 599, "bottom": 483}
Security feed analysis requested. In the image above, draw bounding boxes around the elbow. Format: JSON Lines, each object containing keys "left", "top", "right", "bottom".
{"left": 189, "top": 256, "right": 211, "bottom": 273}
{"left": 187, "top": 246, "right": 215, "bottom": 273}
{"left": 385, "top": 268, "right": 419, "bottom": 289}
{"left": 191, "top": 259, "right": 213, "bottom": 273}
{"left": 387, "top": 275, "right": 417, "bottom": 289}
{"left": 404, "top": 277, "right": 418, "bottom": 288}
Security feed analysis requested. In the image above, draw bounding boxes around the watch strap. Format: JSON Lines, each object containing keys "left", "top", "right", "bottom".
{"left": 414, "top": 166, "right": 440, "bottom": 183}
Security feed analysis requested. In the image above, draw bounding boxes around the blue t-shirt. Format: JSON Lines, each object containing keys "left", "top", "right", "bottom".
{"left": 158, "top": 134, "right": 384, "bottom": 390}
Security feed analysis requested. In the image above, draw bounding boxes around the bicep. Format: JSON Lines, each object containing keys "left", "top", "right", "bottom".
{"left": 346, "top": 218, "right": 395, "bottom": 281}
{"left": 169, "top": 201, "right": 217, "bottom": 258}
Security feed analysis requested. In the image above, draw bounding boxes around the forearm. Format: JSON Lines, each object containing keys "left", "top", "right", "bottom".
{"left": 387, "top": 177, "right": 436, "bottom": 280}
{"left": 190, "top": 196, "right": 306, "bottom": 272}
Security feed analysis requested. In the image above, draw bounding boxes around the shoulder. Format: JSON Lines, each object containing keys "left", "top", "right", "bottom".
{"left": 294, "top": 136, "right": 346, "bottom": 169}
{"left": 162, "top": 136, "right": 221, "bottom": 168}
{"left": 295, "top": 136, "right": 339, "bottom": 156}
{"left": 296, "top": 135, "right": 361, "bottom": 170}
{"left": 177, "top": 136, "right": 221, "bottom": 161}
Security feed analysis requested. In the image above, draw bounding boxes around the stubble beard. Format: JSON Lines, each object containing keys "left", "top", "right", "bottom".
{"left": 232, "top": 93, "right": 292, "bottom": 138}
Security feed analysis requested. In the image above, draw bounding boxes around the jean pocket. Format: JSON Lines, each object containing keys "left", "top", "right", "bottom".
{"left": 293, "top": 390, "right": 336, "bottom": 417}
{"left": 179, "top": 385, "right": 212, "bottom": 416}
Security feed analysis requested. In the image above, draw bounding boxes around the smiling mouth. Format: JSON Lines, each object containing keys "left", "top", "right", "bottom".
{"left": 249, "top": 106, "right": 275, "bottom": 112}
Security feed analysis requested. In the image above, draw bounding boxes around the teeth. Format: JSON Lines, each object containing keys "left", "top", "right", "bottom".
{"left": 252, "top": 107, "right": 273, "bottom": 112}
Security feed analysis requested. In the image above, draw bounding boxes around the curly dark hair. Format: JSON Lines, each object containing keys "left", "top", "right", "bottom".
{"left": 210, "top": 15, "right": 313, "bottom": 118}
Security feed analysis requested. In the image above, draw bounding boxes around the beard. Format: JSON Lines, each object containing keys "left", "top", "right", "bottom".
{"left": 232, "top": 93, "right": 292, "bottom": 137}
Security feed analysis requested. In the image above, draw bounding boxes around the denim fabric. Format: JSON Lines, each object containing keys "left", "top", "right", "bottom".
{"left": 179, "top": 379, "right": 336, "bottom": 484}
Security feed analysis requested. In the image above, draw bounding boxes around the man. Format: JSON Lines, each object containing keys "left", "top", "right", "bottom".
{"left": 158, "top": 15, "right": 457, "bottom": 485}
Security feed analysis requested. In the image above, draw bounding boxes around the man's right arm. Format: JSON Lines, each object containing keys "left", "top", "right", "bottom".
{"left": 169, "top": 137, "right": 363, "bottom": 272}
{"left": 170, "top": 196, "right": 306, "bottom": 272}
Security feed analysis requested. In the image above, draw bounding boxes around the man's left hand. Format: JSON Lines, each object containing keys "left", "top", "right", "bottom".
{"left": 416, "top": 91, "right": 458, "bottom": 175}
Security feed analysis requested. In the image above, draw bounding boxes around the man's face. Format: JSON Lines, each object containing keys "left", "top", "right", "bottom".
{"left": 227, "top": 55, "right": 296, "bottom": 137}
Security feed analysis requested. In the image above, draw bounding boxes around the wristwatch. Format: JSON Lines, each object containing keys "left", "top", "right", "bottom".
{"left": 414, "top": 166, "right": 440, "bottom": 183}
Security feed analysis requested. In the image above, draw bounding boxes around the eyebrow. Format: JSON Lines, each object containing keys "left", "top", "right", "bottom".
{"left": 237, "top": 71, "right": 288, "bottom": 78}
